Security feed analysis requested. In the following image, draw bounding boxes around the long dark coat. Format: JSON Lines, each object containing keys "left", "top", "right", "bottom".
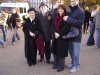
{"left": 23, "top": 17, "right": 40, "bottom": 59}
{"left": 37, "top": 11, "right": 52, "bottom": 41}
{"left": 52, "top": 20, "right": 70, "bottom": 58}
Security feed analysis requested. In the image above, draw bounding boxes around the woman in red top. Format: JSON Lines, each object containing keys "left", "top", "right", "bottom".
{"left": 52, "top": 5, "right": 70, "bottom": 72}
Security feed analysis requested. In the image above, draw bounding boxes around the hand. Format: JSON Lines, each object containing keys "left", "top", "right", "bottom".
{"left": 54, "top": 32, "right": 60, "bottom": 39}
{"left": 48, "top": 16, "right": 51, "bottom": 20}
{"left": 63, "top": 16, "right": 68, "bottom": 21}
{"left": 29, "top": 31, "right": 35, "bottom": 37}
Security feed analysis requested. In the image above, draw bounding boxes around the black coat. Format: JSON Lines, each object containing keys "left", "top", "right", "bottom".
{"left": 84, "top": 10, "right": 91, "bottom": 22}
{"left": 23, "top": 17, "right": 40, "bottom": 58}
{"left": 37, "top": 11, "right": 52, "bottom": 41}
{"left": 9, "top": 13, "right": 19, "bottom": 28}
{"left": 52, "top": 20, "right": 70, "bottom": 58}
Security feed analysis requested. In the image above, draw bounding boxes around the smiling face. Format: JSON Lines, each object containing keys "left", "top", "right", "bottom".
{"left": 58, "top": 7, "right": 65, "bottom": 16}
{"left": 70, "top": 0, "right": 79, "bottom": 7}
{"left": 28, "top": 11, "right": 35, "bottom": 19}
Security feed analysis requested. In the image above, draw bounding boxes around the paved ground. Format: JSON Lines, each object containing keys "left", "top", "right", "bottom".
{"left": 0, "top": 29, "right": 100, "bottom": 75}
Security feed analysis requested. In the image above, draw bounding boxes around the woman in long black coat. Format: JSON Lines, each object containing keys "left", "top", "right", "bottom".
{"left": 23, "top": 8, "right": 40, "bottom": 66}
{"left": 52, "top": 5, "right": 70, "bottom": 72}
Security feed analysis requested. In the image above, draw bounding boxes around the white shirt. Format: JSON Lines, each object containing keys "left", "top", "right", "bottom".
{"left": 91, "top": 10, "right": 98, "bottom": 17}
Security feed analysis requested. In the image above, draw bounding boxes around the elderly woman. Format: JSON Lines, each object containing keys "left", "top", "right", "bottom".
{"left": 23, "top": 8, "right": 40, "bottom": 66}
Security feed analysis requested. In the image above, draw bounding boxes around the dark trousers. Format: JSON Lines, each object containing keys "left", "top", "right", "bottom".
{"left": 45, "top": 41, "right": 51, "bottom": 61}
{"left": 27, "top": 38, "right": 37, "bottom": 64}
{"left": 87, "top": 21, "right": 95, "bottom": 45}
{"left": 83, "top": 21, "right": 89, "bottom": 34}
{"left": 53, "top": 55, "right": 65, "bottom": 70}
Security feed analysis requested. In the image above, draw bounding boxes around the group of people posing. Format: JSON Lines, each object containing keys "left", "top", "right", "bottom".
{"left": 0, "top": 0, "right": 100, "bottom": 73}
{"left": 23, "top": 0, "right": 85, "bottom": 73}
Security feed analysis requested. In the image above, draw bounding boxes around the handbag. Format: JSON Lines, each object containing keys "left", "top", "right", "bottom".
{"left": 62, "top": 26, "right": 79, "bottom": 39}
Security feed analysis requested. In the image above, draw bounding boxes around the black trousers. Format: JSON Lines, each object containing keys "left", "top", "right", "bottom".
{"left": 83, "top": 21, "right": 89, "bottom": 33}
{"left": 53, "top": 55, "right": 65, "bottom": 70}
{"left": 45, "top": 41, "right": 51, "bottom": 61}
{"left": 27, "top": 38, "right": 37, "bottom": 64}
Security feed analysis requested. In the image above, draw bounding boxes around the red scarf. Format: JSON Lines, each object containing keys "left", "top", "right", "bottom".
{"left": 54, "top": 16, "right": 63, "bottom": 32}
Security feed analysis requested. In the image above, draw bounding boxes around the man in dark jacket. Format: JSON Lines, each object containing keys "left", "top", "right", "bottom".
{"left": 37, "top": 3, "right": 52, "bottom": 63}
{"left": 63, "top": 0, "right": 85, "bottom": 73}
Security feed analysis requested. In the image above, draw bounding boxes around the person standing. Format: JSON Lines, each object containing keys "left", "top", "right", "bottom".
{"left": 37, "top": 3, "right": 52, "bottom": 63}
{"left": 23, "top": 8, "right": 39, "bottom": 66}
{"left": 83, "top": 7, "right": 91, "bottom": 34}
{"left": 9, "top": 8, "right": 20, "bottom": 45}
{"left": 94, "top": 6, "right": 100, "bottom": 48}
{"left": 87, "top": 4, "right": 99, "bottom": 46}
{"left": 52, "top": 5, "right": 70, "bottom": 72}
{"left": 63, "top": 0, "right": 85, "bottom": 73}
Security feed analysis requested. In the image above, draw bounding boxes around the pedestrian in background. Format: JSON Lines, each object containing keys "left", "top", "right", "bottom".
{"left": 0, "top": 8, "right": 9, "bottom": 44}
{"left": 83, "top": 7, "right": 91, "bottom": 34}
{"left": 87, "top": 4, "right": 99, "bottom": 46}
{"left": 94, "top": 6, "right": 100, "bottom": 48}
{"left": 9, "top": 8, "right": 20, "bottom": 45}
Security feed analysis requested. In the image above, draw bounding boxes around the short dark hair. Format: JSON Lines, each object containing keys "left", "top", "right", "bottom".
{"left": 27, "top": 7, "right": 37, "bottom": 13}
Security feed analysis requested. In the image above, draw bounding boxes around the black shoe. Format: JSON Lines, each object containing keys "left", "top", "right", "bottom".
{"left": 87, "top": 44, "right": 95, "bottom": 46}
{"left": 32, "top": 62, "right": 37, "bottom": 65}
{"left": 39, "top": 59, "right": 43, "bottom": 62}
{"left": 57, "top": 68, "right": 64, "bottom": 72}
{"left": 39, "top": 55, "right": 44, "bottom": 62}
{"left": 27, "top": 62, "right": 33, "bottom": 66}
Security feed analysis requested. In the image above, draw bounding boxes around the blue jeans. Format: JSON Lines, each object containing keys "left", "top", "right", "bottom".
{"left": 87, "top": 21, "right": 95, "bottom": 45}
{"left": 96, "top": 28, "right": 100, "bottom": 48}
{"left": 0, "top": 39, "right": 4, "bottom": 45}
{"left": 2, "top": 26, "right": 8, "bottom": 42}
{"left": 69, "top": 41, "right": 80, "bottom": 68}
{"left": 12, "top": 27, "right": 20, "bottom": 43}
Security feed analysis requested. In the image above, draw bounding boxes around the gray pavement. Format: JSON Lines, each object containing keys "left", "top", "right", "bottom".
{"left": 0, "top": 29, "right": 100, "bottom": 75}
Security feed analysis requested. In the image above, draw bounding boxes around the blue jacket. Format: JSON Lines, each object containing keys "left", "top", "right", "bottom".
{"left": 65, "top": 5, "right": 85, "bottom": 42}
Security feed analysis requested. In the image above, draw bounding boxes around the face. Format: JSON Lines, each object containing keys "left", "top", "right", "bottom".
{"left": 55, "top": 1, "right": 64, "bottom": 8}
{"left": 40, "top": 5, "right": 48, "bottom": 13}
{"left": 70, "top": 0, "right": 79, "bottom": 7}
{"left": 58, "top": 7, "right": 64, "bottom": 16}
{"left": 57, "top": 1, "right": 64, "bottom": 5}
{"left": 28, "top": 11, "right": 35, "bottom": 19}
{"left": 12, "top": 8, "right": 16, "bottom": 14}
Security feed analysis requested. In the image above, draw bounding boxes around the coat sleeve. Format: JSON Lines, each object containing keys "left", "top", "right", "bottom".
{"left": 22, "top": 21, "right": 30, "bottom": 34}
{"left": 66, "top": 12, "right": 85, "bottom": 27}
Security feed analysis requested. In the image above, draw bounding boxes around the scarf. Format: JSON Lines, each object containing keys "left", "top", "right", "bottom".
{"left": 54, "top": 16, "right": 63, "bottom": 32}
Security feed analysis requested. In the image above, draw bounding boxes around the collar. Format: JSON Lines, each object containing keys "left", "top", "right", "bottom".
{"left": 29, "top": 17, "right": 35, "bottom": 22}
{"left": 69, "top": 5, "right": 78, "bottom": 12}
